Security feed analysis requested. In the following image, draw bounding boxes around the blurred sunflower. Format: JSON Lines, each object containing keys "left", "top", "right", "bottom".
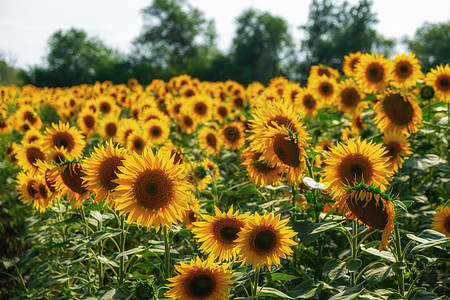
{"left": 97, "top": 96, "right": 120, "bottom": 117}
{"left": 212, "top": 102, "right": 233, "bottom": 123}
{"left": 355, "top": 53, "right": 392, "bottom": 94}
{"left": 21, "top": 127, "right": 43, "bottom": 146}
{"left": 221, "top": 122, "right": 245, "bottom": 150}
{"left": 143, "top": 118, "right": 170, "bottom": 146}
{"left": 126, "top": 131, "right": 147, "bottom": 155}
{"left": 323, "top": 138, "right": 392, "bottom": 198}
{"left": 16, "top": 171, "right": 39, "bottom": 208}
{"left": 351, "top": 112, "right": 365, "bottom": 134}
{"left": 186, "top": 95, "right": 213, "bottom": 123}
{"left": 192, "top": 205, "right": 248, "bottom": 261}
{"left": 99, "top": 114, "right": 119, "bottom": 141}
{"left": 166, "top": 97, "right": 184, "bottom": 120}
{"left": 182, "top": 192, "right": 200, "bottom": 229}
{"left": 112, "top": 148, "right": 191, "bottom": 231}
{"left": 0, "top": 118, "right": 11, "bottom": 134}
{"left": 425, "top": 64, "right": 450, "bottom": 102}
{"left": 77, "top": 108, "right": 98, "bottom": 137}
{"left": 42, "top": 122, "right": 86, "bottom": 159}
{"left": 336, "top": 79, "right": 366, "bottom": 114}
{"left": 160, "top": 142, "right": 185, "bottom": 165}
{"left": 335, "top": 182, "right": 395, "bottom": 250}
{"left": 13, "top": 105, "right": 42, "bottom": 132}
{"left": 431, "top": 206, "right": 450, "bottom": 238}
{"left": 236, "top": 212, "right": 297, "bottom": 270}
{"left": 309, "top": 64, "right": 340, "bottom": 81}
{"left": 282, "top": 83, "right": 302, "bottom": 105}
{"left": 82, "top": 142, "right": 127, "bottom": 205}
{"left": 295, "top": 87, "right": 320, "bottom": 117}
{"left": 16, "top": 144, "right": 46, "bottom": 174}
{"left": 198, "top": 126, "right": 222, "bottom": 156}
{"left": 165, "top": 257, "right": 233, "bottom": 300}
{"left": 309, "top": 75, "right": 338, "bottom": 105}
{"left": 178, "top": 113, "right": 197, "bottom": 134}
{"left": 202, "top": 157, "right": 220, "bottom": 180}
{"left": 390, "top": 53, "right": 422, "bottom": 89}
{"left": 31, "top": 176, "right": 52, "bottom": 213}
{"left": 187, "top": 162, "right": 211, "bottom": 191}
{"left": 241, "top": 146, "right": 282, "bottom": 186}
{"left": 373, "top": 90, "right": 422, "bottom": 134}
{"left": 382, "top": 130, "right": 413, "bottom": 173}
{"left": 340, "top": 127, "right": 358, "bottom": 141}
{"left": 117, "top": 118, "right": 140, "bottom": 146}
{"left": 342, "top": 51, "right": 362, "bottom": 77}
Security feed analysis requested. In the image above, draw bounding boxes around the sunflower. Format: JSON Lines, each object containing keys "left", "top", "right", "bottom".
{"left": 16, "top": 171, "right": 39, "bottom": 207}
{"left": 46, "top": 148, "right": 69, "bottom": 165}
{"left": 373, "top": 90, "right": 422, "bottom": 134}
{"left": 382, "top": 130, "right": 413, "bottom": 173}
{"left": 50, "top": 162, "right": 91, "bottom": 208}
{"left": 160, "top": 142, "right": 185, "bottom": 165}
{"left": 99, "top": 114, "right": 119, "bottom": 141}
{"left": 309, "top": 64, "right": 340, "bottom": 82}
{"left": 21, "top": 127, "right": 43, "bottom": 146}
{"left": 183, "top": 192, "right": 201, "bottom": 228}
{"left": 16, "top": 144, "right": 46, "bottom": 174}
{"left": 186, "top": 161, "right": 211, "bottom": 191}
{"left": 167, "top": 97, "right": 184, "bottom": 120}
{"left": 31, "top": 176, "right": 53, "bottom": 213}
{"left": 140, "top": 106, "right": 170, "bottom": 123}
{"left": 126, "top": 131, "right": 147, "bottom": 155}
{"left": 335, "top": 182, "right": 395, "bottom": 250}
{"left": 221, "top": 122, "right": 245, "bottom": 150}
{"left": 82, "top": 142, "right": 127, "bottom": 205}
{"left": 179, "top": 84, "right": 199, "bottom": 98}
{"left": 390, "top": 53, "right": 422, "bottom": 89}
{"left": 431, "top": 206, "right": 450, "bottom": 238}
{"left": 42, "top": 122, "right": 86, "bottom": 159}
{"left": 0, "top": 118, "right": 11, "bottom": 134}
{"left": 202, "top": 157, "right": 220, "bottom": 180}
{"left": 192, "top": 205, "right": 248, "bottom": 261}
{"left": 117, "top": 118, "right": 140, "bottom": 146}
{"left": 241, "top": 146, "right": 282, "bottom": 186}
{"left": 322, "top": 138, "right": 393, "bottom": 198}
{"left": 336, "top": 79, "right": 366, "bottom": 115}
{"left": 178, "top": 113, "right": 197, "bottom": 134}
{"left": 254, "top": 124, "right": 310, "bottom": 184}
{"left": 112, "top": 148, "right": 191, "bottom": 231}
{"left": 143, "top": 118, "right": 170, "bottom": 146}
{"left": 97, "top": 96, "right": 121, "bottom": 117}
{"left": 213, "top": 102, "right": 233, "bottom": 124}
{"left": 355, "top": 53, "right": 393, "bottom": 94}
{"left": 198, "top": 126, "right": 222, "bottom": 156}
{"left": 165, "top": 256, "right": 234, "bottom": 300}
{"left": 351, "top": 112, "right": 365, "bottom": 134}
{"left": 308, "top": 75, "right": 338, "bottom": 105}
{"left": 295, "top": 87, "right": 320, "bottom": 117}
{"left": 343, "top": 51, "right": 362, "bottom": 77}
{"left": 425, "top": 64, "right": 450, "bottom": 102}
{"left": 340, "top": 127, "right": 358, "bottom": 141}
{"left": 282, "top": 83, "right": 302, "bottom": 105}
{"left": 13, "top": 105, "right": 42, "bottom": 131}
{"left": 235, "top": 211, "right": 297, "bottom": 270}
{"left": 77, "top": 108, "right": 98, "bottom": 137}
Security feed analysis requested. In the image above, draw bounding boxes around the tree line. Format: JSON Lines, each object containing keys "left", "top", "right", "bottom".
{"left": 2, "top": 0, "right": 450, "bottom": 87}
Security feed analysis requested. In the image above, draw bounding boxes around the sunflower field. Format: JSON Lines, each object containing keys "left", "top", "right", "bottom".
{"left": 0, "top": 53, "right": 449, "bottom": 299}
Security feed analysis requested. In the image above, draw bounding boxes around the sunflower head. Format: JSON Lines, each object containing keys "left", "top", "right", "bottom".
{"left": 390, "top": 53, "right": 422, "bottom": 89}
{"left": 431, "top": 206, "right": 450, "bottom": 238}
{"left": 355, "top": 53, "right": 393, "bottom": 94}
{"left": 425, "top": 64, "right": 450, "bottom": 102}
{"left": 419, "top": 85, "right": 435, "bottom": 101}
{"left": 134, "top": 279, "right": 156, "bottom": 300}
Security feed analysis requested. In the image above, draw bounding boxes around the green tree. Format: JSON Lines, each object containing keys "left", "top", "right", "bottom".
{"left": 297, "top": 0, "right": 394, "bottom": 82}
{"left": 227, "top": 8, "right": 293, "bottom": 85}
{"left": 0, "top": 52, "right": 22, "bottom": 86}
{"left": 403, "top": 21, "right": 450, "bottom": 72}
{"left": 132, "top": 0, "right": 217, "bottom": 82}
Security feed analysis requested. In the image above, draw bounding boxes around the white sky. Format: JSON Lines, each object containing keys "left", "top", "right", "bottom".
{"left": 0, "top": 0, "right": 449, "bottom": 69}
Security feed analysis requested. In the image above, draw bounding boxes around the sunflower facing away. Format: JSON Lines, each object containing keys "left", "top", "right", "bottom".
{"left": 192, "top": 205, "right": 248, "bottom": 262}
{"left": 112, "top": 148, "right": 192, "bottom": 231}
{"left": 241, "top": 145, "right": 282, "bottom": 186}
{"left": 82, "top": 141, "right": 128, "bottom": 205}
{"left": 322, "top": 138, "right": 393, "bottom": 198}
{"left": 382, "top": 130, "right": 413, "bottom": 173}
{"left": 335, "top": 182, "right": 395, "bottom": 250}
{"left": 165, "top": 257, "right": 234, "bottom": 300}
{"left": 235, "top": 211, "right": 297, "bottom": 270}
{"left": 355, "top": 53, "right": 393, "bottom": 94}
{"left": 373, "top": 90, "right": 422, "bottom": 134}
{"left": 431, "top": 206, "right": 450, "bottom": 238}
{"left": 42, "top": 121, "right": 86, "bottom": 159}
{"left": 425, "top": 64, "right": 450, "bottom": 102}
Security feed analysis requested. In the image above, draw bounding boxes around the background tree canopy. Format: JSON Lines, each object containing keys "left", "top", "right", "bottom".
{"left": 15, "top": 0, "right": 450, "bottom": 87}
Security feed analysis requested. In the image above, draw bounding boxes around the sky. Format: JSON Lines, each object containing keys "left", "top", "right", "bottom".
{"left": 0, "top": 0, "right": 449, "bottom": 69}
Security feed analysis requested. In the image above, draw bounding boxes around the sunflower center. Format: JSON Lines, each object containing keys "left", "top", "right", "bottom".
{"left": 217, "top": 106, "right": 228, "bottom": 117}
{"left": 382, "top": 93, "right": 414, "bottom": 126}
{"left": 83, "top": 115, "right": 95, "bottom": 128}
{"left": 170, "top": 150, "right": 184, "bottom": 164}
{"left": 233, "top": 97, "right": 244, "bottom": 108}
{"left": 27, "top": 180, "right": 38, "bottom": 197}
{"left": 320, "top": 83, "right": 333, "bottom": 96}
{"left": 290, "top": 91, "right": 299, "bottom": 102}
{"left": 52, "top": 132, "right": 75, "bottom": 151}
{"left": 174, "top": 103, "right": 182, "bottom": 114}
{"left": 366, "top": 63, "right": 384, "bottom": 83}
{"left": 253, "top": 229, "right": 277, "bottom": 253}
{"left": 385, "top": 141, "right": 401, "bottom": 159}
{"left": 26, "top": 147, "right": 45, "bottom": 167}
{"left": 184, "top": 116, "right": 194, "bottom": 127}
{"left": 193, "top": 166, "right": 207, "bottom": 179}
{"left": 28, "top": 136, "right": 39, "bottom": 143}
{"left": 0, "top": 119, "right": 7, "bottom": 128}
{"left": 194, "top": 102, "right": 207, "bottom": 115}
{"left": 350, "top": 58, "right": 359, "bottom": 71}
{"left": 61, "top": 164, "right": 88, "bottom": 195}
{"left": 99, "top": 156, "right": 124, "bottom": 191}
{"left": 188, "top": 211, "right": 197, "bottom": 223}
{"left": 420, "top": 86, "right": 435, "bottom": 100}
{"left": 184, "top": 89, "right": 195, "bottom": 97}
{"left": 214, "top": 218, "right": 243, "bottom": 244}
{"left": 438, "top": 76, "right": 450, "bottom": 91}
{"left": 150, "top": 126, "right": 162, "bottom": 138}
{"left": 341, "top": 87, "right": 360, "bottom": 107}
{"left": 268, "top": 116, "right": 296, "bottom": 132}
{"left": 346, "top": 192, "right": 389, "bottom": 230}
{"left": 38, "top": 183, "right": 48, "bottom": 199}
{"left": 24, "top": 111, "right": 37, "bottom": 125}
{"left": 223, "top": 126, "right": 240, "bottom": 144}
{"left": 133, "top": 169, "right": 173, "bottom": 211}
{"left": 303, "top": 95, "right": 316, "bottom": 109}
{"left": 105, "top": 123, "right": 117, "bottom": 136}
{"left": 124, "top": 129, "right": 133, "bottom": 141}
{"left": 100, "top": 103, "right": 111, "bottom": 113}
{"left": 444, "top": 216, "right": 450, "bottom": 234}
{"left": 396, "top": 62, "right": 412, "bottom": 78}
{"left": 220, "top": 226, "right": 240, "bottom": 242}
{"left": 273, "top": 135, "right": 300, "bottom": 167}
{"left": 53, "top": 153, "right": 66, "bottom": 164}
{"left": 133, "top": 138, "right": 144, "bottom": 151}
{"left": 338, "top": 153, "right": 373, "bottom": 185}
{"left": 206, "top": 133, "right": 217, "bottom": 148}
{"left": 188, "top": 274, "right": 215, "bottom": 298}
{"left": 318, "top": 69, "right": 330, "bottom": 77}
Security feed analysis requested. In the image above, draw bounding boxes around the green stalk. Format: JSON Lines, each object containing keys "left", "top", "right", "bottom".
{"left": 393, "top": 224, "right": 405, "bottom": 297}
{"left": 252, "top": 269, "right": 260, "bottom": 298}
{"left": 163, "top": 226, "right": 172, "bottom": 280}
{"left": 350, "top": 221, "right": 358, "bottom": 287}
{"left": 118, "top": 216, "right": 127, "bottom": 286}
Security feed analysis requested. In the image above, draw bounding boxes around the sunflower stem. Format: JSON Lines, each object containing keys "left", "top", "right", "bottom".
{"left": 350, "top": 221, "right": 358, "bottom": 287}
{"left": 393, "top": 223, "right": 405, "bottom": 297}
{"left": 291, "top": 184, "right": 297, "bottom": 221}
{"left": 163, "top": 225, "right": 172, "bottom": 280}
{"left": 118, "top": 216, "right": 127, "bottom": 286}
{"left": 252, "top": 269, "right": 260, "bottom": 298}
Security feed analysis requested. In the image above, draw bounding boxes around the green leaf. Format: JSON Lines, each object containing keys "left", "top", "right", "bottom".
{"left": 288, "top": 279, "right": 320, "bottom": 299}
{"left": 236, "top": 184, "right": 257, "bottom": 196}
{"left": 391, "top": 262, "right": 406, "bottom": 274}
{"left": 329, "top": 285, "right": 362, "bottom": 300}
{"left": 403, "top": 154, "right": 445, "bottom": 170}
{"left": 363, "top": 262, "right": 394, "bottom": 284}
{"left": 45, "top": 274, "right": 71, "bottom": 286}
{"left": 115, "top": 246, "right": 146, "bottom": 260}
{"left": 269, "top": 273, "right": 298, "bottom": 281}
{"left": 393, "top": 200, "right": 408, "bottom": 212}
{"left": 310, "top": 221, "right": 340, "bottom": 234}
{"left": 323, "top": 259, "right": 348, "bottom": 281}
{"left": 292, "top": 220, "right": 320, "bottom": 245}
{"left": 97, "top": 255, "right": 119, "bottom": 268}
{"left": 410, "top": 238, "right": 450, "bottom": 252}
{"left": 361, "top": 246, "right": 396, "bottom": 262}
{"left": 259, "top": 287, "right": 293, "bottom": 299}
{"left": 346, "top": 259, "right": 362, "bottom": 272}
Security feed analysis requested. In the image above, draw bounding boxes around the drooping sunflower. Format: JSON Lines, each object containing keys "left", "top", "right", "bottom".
{"left": 42, "top": 121, "right": 86, "bottom": 159}
{"left": 112, "top": 148, "right": 192, "bottom": 231}
{"left": 294, "top": 87, "right": 321, "bottom": 117}
{"left": 241, "top": 145, "right": 282, "bottom": 186}
{"left": 336, "top": 79, "right": 366, "bottom": 115}
{"left": 77, "top": 108, "right": 98, "bottom": 137}
{"left": 390, "top": 53, "right": 422, "bottom": 89}
{"left": 431, "top": 206, "right": 450, "bottom": 238}
{"left": 16, "top": 144, "right": 46, "bottom": 175}
{"left": 99, "top": 114, "right": 119, "bottom": 141}
{"left": 335, "top": 182, "right": 395, "bottom": 250}
{"left": 425, "top": 64, "right": 450, "bottom": 102}
{"left": 382, "top": 130, "right": 413, "bottom": 173}
{"left": 165, "top": 257, "right": 234, "bottom": 300}
{"left": 82, "top": 142, "right": 128, "bottom": 205}
{"left": 192, "top": 205, "right": 249, "bottom": 261}
{"left": 373, "top": 90, "right": 422, "bottom": 134}
{"left": 342, "top": 51, "right": 362, "bottom": 77}
{"left": 142, "top": 118, "right": 170, "bottom": 146}
{"left": 221, "top": 122, "right": 245, "bottom": 150}
{"left": 355, "top": 53, "right": 393, "bottom": 94}
{"left": 235, "top": 211, "right": 297, "bottom": 270}
{"left": 322, "top": 138, "right": 393, "bottom": 198}
{"left": 198, "top": 126, "right": 222, "bottom": 156}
